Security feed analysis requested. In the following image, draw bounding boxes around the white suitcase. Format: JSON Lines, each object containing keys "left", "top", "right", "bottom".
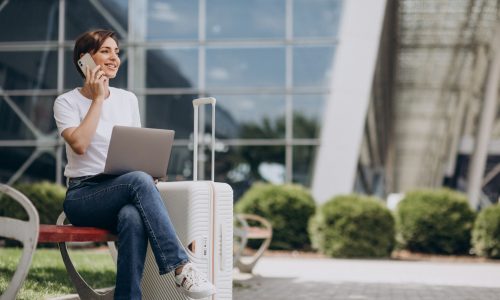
{"left": 141, "top": 98, "right": 234, "bottom": 300}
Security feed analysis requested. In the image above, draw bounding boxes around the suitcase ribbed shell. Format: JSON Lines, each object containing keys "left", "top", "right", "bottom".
{"left": 141, "top": 181, "right": 233, "bottom": 300}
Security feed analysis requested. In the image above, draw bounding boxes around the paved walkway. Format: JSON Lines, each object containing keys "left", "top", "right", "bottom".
{"left": 233, "top": 257, "right": 500, "bottom": 300}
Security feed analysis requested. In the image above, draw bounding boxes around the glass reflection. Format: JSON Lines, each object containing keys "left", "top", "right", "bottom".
{"left": 0, "top": 51, "right": 58, "bottom": 90}
{"left": 64, "top": 50, "right": 128, "bottom": 89}
{"left": 207, "top": 0, "right": 285, "bottom": 39}
{"left": 211, "top": 95, "right": 285, "bottom": 139}
{"left": 206, "top": 47, "right": 285, "bottom": 88}
{"left": 293, "top": 146, "right": 316, "bottom": 187}
{"left": 146, "top": 48, "right": 198, "bottom": 88}
{"left": 25, "top": 153, "right": 57, "bottom": 181}
{"left": 166, "top": 146, "right": 193, "bottom": 181}
{"left": 65, "top": 0, "right": 128, "bottom": 41}
{"left": 145, "top": 94, "right": 198, "bottom": 139}
{"left": 0, "top": 147, "right": 36, "bottom": 183}
{"left": 205, "top": 146, "right": 286, "bottom": 200}
{"left": 0, "top": 96, "right": 57, "bottom": 138}
{"left": 159, "top": 144, "right": 287, "bottom": 200}
{"left": 293, "top": 46, "right": 335, "bottom": 87}
{"left": 293, "top": 94, "right": 325, "bottom": 138}
{"left": 146, "top": 0, "right": 198, "bottom": 40}
{"left": 0, "top": 0, "right": 59, "bottom": 42}
{"left": 0, "top": 100, "right": 34, "bottom": 140}
{"left": 294, "top": 0, "right": 343, "bottom": 38}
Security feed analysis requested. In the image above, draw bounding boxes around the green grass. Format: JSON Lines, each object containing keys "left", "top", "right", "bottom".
{"left": 0, "top": 247, "right": 116, "bottom": 300}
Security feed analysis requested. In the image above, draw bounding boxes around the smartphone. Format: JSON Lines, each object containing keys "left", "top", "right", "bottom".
{"left": 77, "top": 53, "right": 98, "bottom": 77}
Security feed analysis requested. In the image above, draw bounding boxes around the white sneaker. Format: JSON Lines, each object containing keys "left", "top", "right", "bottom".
{"left": 174, "top": 263, "right": 216, "bottom": 299}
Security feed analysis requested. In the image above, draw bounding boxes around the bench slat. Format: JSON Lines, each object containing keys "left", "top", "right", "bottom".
{"left": 38, "top": 225, "right": 117, "bottom": 243}
{"left": 246, "top": 227, "right": 271, "bottom": 239}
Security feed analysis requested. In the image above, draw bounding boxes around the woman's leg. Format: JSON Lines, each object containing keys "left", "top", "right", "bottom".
{"left": 64, "top": 171, "right": 189, "bottom": 299}
{"left": 114, "top": 204, "right": 148, "bottom": 299}
{"left": 64, "top": 171, "right": 215, "bottom": 299}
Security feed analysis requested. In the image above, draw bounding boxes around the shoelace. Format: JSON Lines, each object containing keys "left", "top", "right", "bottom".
{"left": 183, "top": 265, "right": 208, "bottom": 288}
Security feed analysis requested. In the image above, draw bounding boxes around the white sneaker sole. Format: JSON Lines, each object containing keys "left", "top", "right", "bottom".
{"left": 175, "top": 285, "right": 216, "bottom": 299}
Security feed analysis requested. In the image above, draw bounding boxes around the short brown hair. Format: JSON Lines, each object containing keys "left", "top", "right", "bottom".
{"left": 73, "top": 29, "right": 119, "bottom": 78}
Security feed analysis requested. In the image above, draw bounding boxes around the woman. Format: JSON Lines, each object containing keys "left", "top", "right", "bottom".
{"left": 53, "top": 29, "right": 216, "bottom": 300}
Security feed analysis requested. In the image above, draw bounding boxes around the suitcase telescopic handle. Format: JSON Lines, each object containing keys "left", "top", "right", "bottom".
{"left": 193, "top": 97, "right": 216, "bottom": 181}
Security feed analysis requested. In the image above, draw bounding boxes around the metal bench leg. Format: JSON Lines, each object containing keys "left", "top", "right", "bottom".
{"left": 56, "top": 213, "right": 116, "bottom": 300}
{"left": 233, "top": 214, "right": 249, "bottom": 267}
{"left": 0, "top": 184, "right": 39, "bottom": 300}
{"left": 234, "top": 213, "right": 273, "bottom": 274}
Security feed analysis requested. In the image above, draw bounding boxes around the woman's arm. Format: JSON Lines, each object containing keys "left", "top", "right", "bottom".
{"left": 62, "top": 65, "right": 108, "bottom": 155}
{"left": 61, "top": 100, "right": 103, "bottom": 155}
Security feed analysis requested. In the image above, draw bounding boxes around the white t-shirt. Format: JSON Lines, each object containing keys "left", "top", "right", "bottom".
{"left": 53, "top": 87, "right": 141, "bottom": 178}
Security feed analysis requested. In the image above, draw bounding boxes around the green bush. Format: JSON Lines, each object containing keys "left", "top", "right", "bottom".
{"left": 235, "top": 183, "right": 316, "bottom": 250}
{"left": 472, "top": 204, "right": 500, "bottom": 258}
{"left": 308, "top": 194, "right": 395, "bottom": 258}
{"left": 396, "top": 189, "right": 475, "bottom": 255}
{"left": 0, "top": 181, "right": 66, "bottom": 225}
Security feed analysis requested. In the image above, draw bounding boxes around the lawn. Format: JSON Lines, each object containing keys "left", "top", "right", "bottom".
{"left": 0, "top": 247, "right": 115, "bottom": 300}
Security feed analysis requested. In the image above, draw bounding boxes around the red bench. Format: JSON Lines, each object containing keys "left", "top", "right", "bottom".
{"left": 1, "top": 184, "right": 117, "bottom": 299}
{"left": 38, "top": 216, "right": 118, "bottom": 299}
{"left": 38, "top": 225, "right": 117, "bottom": 243}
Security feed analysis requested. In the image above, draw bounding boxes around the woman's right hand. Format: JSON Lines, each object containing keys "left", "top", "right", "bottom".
{"left": 83, "top": 65, "right": 107, "bottom": 101}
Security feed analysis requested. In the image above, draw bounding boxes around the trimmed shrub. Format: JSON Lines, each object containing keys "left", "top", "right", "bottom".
{"left": 235, "top": 183, "right": 316, "bottom": 250}
{"left": 0, "top": 181, "right": 66, "bottom": 224}
{"left": 472, "top": 204, "right": 500, "bottom": 258}
{"left": 308, "top": 194, "right": 395, "bottom": 258}
{"left": 396, "top": 189, "right": 475, "bottom": 254}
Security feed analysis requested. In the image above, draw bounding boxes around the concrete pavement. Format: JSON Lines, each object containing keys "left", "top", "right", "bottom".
{"left": 233, "top": 257, "right": 500, "bottom": 300}
{"left": 52, "top": 255, "right": 500, "bottom": 299}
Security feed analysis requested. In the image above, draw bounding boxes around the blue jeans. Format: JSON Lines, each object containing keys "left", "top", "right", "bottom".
{"left": 64, "top": 171, "right": 189, "bottom": 300}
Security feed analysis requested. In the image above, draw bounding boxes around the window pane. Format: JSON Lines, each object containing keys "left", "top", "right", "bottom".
{"left": 293, "top": 94, "right": 325, "bottom": 138}
{"left": 208, "top": 146, "right": 286, "bottom": 200}
{"left": 207, "top": 0, "right": 285, "bottom": 39}
{"left": 0, "top": 51, "right": 58, "bottom": 90}
{"left": 64, "top": 50, "right": 128, "bottom": 89}
{"left": 167, "top": 146, "right": 193, "bottom": 181}
{"left": 0, "top": 148, "right": 36, "bottom": 183}
{"left": 25, "top": 153, "right": 57, "bottom": 182}
{"left": 0, "top": 96, "right": 57, "bottom": 138}
{"left": 164, "top": 145, "right": 287, "bottom": 199}
{"left": 206, "top": 48, "right": 285, "bottom": 88}
{"left": 210, "top": 94, "right": 285, "bottom": 139}
{"left": 146, "top": 48, "right": 198, "bottom": 88}
{"left": 293, "top": 0, "right": 343, "bottom": 38}
{"left": 146, "top": 0, "right": 198, "bottom": 40}
{"left": 0, "top": 100, "right": 33, "bottom": 140}
{"left": 293, "top": 146, "right": 317, "bottom": 187}
{"left": 65, "top": 0, "right": 128, "bottom": 41}
{"left": 145, "top": 94, "right": 197, "bottom": 139}
{"left": 293, "top": 46, "right": 335, "bottom": 87}
{"left": 0, "top": 0, "right": 59, "bottom": 42}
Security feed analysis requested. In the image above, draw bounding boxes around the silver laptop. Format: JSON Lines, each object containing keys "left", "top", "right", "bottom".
{"left": 104, "top": 126, "right": 175, "bottom": 178}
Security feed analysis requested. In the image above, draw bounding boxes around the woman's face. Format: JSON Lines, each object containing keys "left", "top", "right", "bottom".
{"left": 91, "top": 37, "right": 120, "bottom": 78}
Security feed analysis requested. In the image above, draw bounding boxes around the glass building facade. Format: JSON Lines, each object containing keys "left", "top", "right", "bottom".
{"left": 0, "top": 0, "right": 342, "bottom": 200}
